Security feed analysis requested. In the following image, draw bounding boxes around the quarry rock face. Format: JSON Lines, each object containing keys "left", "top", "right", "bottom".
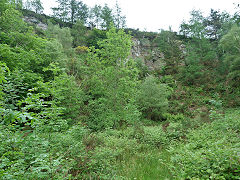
{"left": 23, "top": 16, "right": 48, "bottom": 30}
{"left": 131, "top": 37, "right": 166, "bottom": 71}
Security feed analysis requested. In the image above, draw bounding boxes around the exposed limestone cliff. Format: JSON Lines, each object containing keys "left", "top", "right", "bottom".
{"left": 23, "top": 16, "right": 48, "bottom": 30}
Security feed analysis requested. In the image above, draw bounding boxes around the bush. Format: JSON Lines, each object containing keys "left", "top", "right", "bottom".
{"left": 141, "top": 126, "right": 168, "bottom": 147}
{"left": 169, "top": 109, "right": 240, "bottom": 179}
{"left": 166, "top": 122, "right": 184, "bottom": 140}
{"left": 0, "top": 125, "right": 70, "bottom": 179}
{"left": 0, "top": 124, "right": 126, "bottom": 179}
{"left": 136, "top": 76, "right": 170, "bottom": 121}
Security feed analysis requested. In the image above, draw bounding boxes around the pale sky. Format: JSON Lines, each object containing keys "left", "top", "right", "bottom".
{"left": 40, "top": 0, "right": 239, "bottom": 32}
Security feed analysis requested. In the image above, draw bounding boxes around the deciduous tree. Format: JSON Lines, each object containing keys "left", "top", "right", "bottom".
{"left": 31, "top": 0, "right": 44, "bottom": 14}
{"left": 52, "top": 0, "right": 88, "bottom": 24}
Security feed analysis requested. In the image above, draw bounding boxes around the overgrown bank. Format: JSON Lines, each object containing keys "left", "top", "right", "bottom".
{"left": 0, "top": 0, "right": 240, "bottom": 179}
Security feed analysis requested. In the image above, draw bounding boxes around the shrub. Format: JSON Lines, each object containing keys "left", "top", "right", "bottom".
{"left": 136, "top": 76, "right": 170, "bottom": 121}
{"left": 169, "top": 109, "right": 240, "bottom": 179}
{"left": 51, "top": 73, "right": 86, "bottom": 125}
{"left": 75, "top": 45, "right": 88, "bottom": 53}
{"left": 0, "top": 125, "right": 69, "bottom": 179}
{"left": 141, "top": 126, "right": 168, "bottom": 147}
{"left": 166, "top": 122, "right": 184, "bottom": 140}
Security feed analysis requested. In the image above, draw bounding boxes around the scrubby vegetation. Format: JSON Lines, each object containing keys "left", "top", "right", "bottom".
{"left": 0, "top": 0, "right": 240, "bottom": 179}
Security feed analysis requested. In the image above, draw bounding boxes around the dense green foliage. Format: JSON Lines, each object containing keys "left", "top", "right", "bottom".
{"left": 0, "top": 1, "right": 240, "bottom": 179}
{"left": 136, "top": 76, "right": 170, "bottom": 120}
{"left": 170, "top": 109, "right": 240, "bottom": 179}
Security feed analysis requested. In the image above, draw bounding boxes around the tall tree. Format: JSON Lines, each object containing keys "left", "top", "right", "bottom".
{"left": 52, "top": 0, "right": 69, "bottom": 22}
{"left": 52, "top": 0, "right": 88, "bottom": 24}
{"left": 180, "top": 10, "right": 206, "bottom": 39}
{"left": 113, "top": 0, "right": 126, "bottom": 29}
{"left": 9, "top": 0, "right": 23, "bottom": 9}
{"left": 180, "top": 10, "right": 217, "bottom": 85}
{"left": 219, "top": 24, "right": 240, "bottom": 87}
{"left": 89, "top": 5, "right": 102, "bottom": 29}
{"left": 203, "top": 9, "right": 232, "bottom": 40}
{"left": 100, "top": 4, "right": 114, "bottom": 29}
{"left": 154, "top": 30, "right": 183, "bottom": 75}
{"left": 23, "top": 0, "right": 32, "bottom": 10}
{"left": 75, "top": 0, "right": 88, "bottom": 24}
{"left": 31, "top": 0, "right": 44, "bottom": 14}
{"left": 69, "top": 0, "right": 77, "bottom": 24}
{"left": 84, "top": 26, "right": 139, "bottom": 130}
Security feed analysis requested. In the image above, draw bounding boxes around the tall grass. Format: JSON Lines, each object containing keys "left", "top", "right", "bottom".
{"left": 117, "top": 149, "right": 173, "bottom": 180}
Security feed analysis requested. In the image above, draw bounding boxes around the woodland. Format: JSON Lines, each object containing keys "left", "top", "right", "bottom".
{"left": 0, "top": 0, "right": 240, "bottom": 179}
